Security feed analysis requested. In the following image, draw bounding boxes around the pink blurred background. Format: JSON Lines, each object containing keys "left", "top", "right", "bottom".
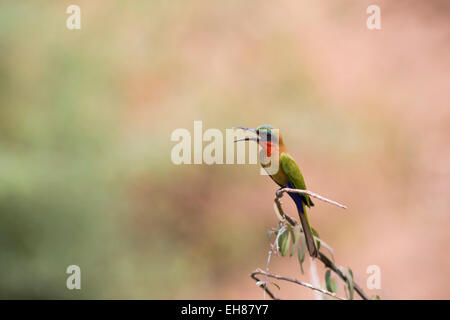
{"left": 0, "top": 0, "right": 449, "bottom": 299}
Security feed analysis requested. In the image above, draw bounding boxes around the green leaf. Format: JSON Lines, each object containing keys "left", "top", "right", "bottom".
{"left": 297, "top": 240, "right": 306, "bottom": 274}
{"left": 278, "top": 229, "right": 291, "bottom": 257}
{"left": 344, "top": 285, "right": 349, "bottom": 299}
{"left": 287, "top": 225, "right": 296, "bottom": 256}
{"left": 329, "top": 278, "right": 337, "bottom": 294}
{"left": 348, "top": 268, "right": 354, "bottom": 281}
{"left": 325, "top": 270, "right": 331, "bottom": 289}
{"left": 293, "top": 224, "right": 302, "bottom": 244}
{"left": 346, "top": 281, "right": 354, "bottom": 300}
{"left": 346, "top": 268, "right": 354, "bottom": 300}
{"left": 290, "top": 225, "right": 301, "bottom": 256}
{"left": 371, "top": 295, "right": 381, "bottom": 300}
{"left": 325, "top": 270, "right": 337, "bottom": 294}
{"left": 311, "top": 227, "right": 319, "bottom": 238}
{"left": 311, "top": 227, "right": 321, "bottom": 250}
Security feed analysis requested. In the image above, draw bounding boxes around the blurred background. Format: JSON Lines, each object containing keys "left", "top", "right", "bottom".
{"left": 0, "top": 0, "right": 449, "bottom": 299}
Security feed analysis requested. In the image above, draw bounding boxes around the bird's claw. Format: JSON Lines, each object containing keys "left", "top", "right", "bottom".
{"left": 275, "top": 189, "right": 284, "bottom": 198}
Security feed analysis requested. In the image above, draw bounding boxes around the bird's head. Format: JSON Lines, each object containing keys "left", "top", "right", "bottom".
{"left": 234, "top": 124, "right": 283, "bottom": 156}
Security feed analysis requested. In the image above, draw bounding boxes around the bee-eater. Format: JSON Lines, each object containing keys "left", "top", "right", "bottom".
{"left": 235, "top": 125, "right": 318, "bottom": 258}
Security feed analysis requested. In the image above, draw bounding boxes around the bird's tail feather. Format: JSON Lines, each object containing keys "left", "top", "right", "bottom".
{"left": 287, "top": 190, "right": 319, "bottom": 258}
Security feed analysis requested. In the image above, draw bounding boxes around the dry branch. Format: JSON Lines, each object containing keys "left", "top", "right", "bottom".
{"left": 251, "top": 269, "right": 344, "bottom": 300}
{"left": 276, "top": 187, "right": 347, "bottom": 209}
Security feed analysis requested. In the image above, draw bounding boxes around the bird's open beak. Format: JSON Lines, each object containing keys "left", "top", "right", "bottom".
{"left": 234, "top": 137, "right": 259, "bottom": 143}
{"left": 233, "top": 127, "right": 259, "bottom": 143}
{"left": 233, "top": 126, "right": 258, "bottom": 134}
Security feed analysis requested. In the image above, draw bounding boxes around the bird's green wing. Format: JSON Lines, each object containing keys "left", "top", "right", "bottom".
{"left": 280, "top": 152, "right": 314, "bottom": 207}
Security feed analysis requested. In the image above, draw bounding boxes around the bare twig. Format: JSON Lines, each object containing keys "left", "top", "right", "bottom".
{"left": 251, "top": 269, "right": 345, "bottom": 300}
{"left": 276, "top": 188, "right": 347, "bottom": 209}
{"left": 274, "top": 197, "right": 297, "bottom": 226}
{"left": 251, "top": 271, "right": 280, "bottom": 300}
{"left": 263, "top": 235, "right": 278, "bottom": 300}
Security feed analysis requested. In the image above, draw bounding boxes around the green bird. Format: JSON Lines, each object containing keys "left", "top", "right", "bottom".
{"left": 235, "top": 125, "right": 318, "bottom": 258}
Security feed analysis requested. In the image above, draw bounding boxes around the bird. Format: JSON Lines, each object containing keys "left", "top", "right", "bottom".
{"left": 234, "top": 124, "right": 319, "bottom": 258}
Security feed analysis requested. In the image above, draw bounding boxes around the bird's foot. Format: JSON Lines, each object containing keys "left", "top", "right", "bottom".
{"left": 275, "top": 188, "right": 284, "bottom": 198}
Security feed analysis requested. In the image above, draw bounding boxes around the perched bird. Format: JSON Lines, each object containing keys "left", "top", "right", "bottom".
{"left": 235, "top": 125, "right": 318, "bottom": 258}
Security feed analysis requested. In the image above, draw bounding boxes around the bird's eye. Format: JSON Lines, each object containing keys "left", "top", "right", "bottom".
{"left": 256, "top": 129, "right": 259, "bottom": 135}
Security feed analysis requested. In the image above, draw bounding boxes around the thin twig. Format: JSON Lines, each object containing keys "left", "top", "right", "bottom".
{"left": 251, "top": 271, "right": 280, "bottom": 300}
{"left": 251, "top": 269, "right": 345, "bottom": 300}
{"left": 264, "top": 240, "right": 277, "bottom": 300}
{"left": 274, "top": 197, "right": 297, "bottom": 226}
{"left": 276, "top": 188, "right": 347, "bottom": 209}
